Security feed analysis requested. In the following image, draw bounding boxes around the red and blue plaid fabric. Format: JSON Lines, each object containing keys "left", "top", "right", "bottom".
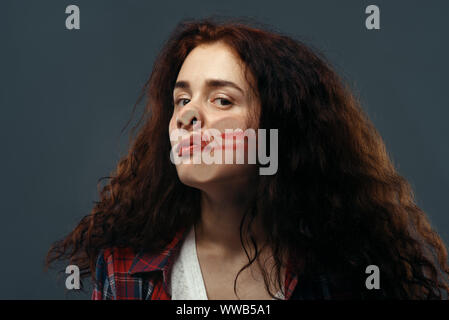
{"left": 91, "top": 227, "right": 353, "bottom": 300}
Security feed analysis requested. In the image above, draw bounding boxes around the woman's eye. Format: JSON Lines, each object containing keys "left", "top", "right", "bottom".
{"left": 175, "top": 98, "right": 190, "bottom": 107}
{"left": 214, "top": 98, "right": 232, "bottom": 107}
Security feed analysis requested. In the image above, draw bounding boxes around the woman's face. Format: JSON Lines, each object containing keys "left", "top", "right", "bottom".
{"left": 168, "top": 41, "right": 260, "bottom": 191}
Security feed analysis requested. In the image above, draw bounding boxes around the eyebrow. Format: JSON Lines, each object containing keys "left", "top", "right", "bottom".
{"left": 173, "top": 79, "right": 244, "bottom": 95}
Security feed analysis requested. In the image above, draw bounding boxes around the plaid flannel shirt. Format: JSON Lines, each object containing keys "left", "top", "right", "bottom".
{"left": 92, "top": 227, "right": 355, "bottom": 300}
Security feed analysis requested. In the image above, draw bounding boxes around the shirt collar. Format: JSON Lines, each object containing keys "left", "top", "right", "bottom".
{"left": 127, "top": 226, "right": 188, "bottom": 276}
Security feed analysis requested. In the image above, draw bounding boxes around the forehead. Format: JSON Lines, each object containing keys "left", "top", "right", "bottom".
{"left": 175, "top": 42, "right": 248, "bottom": 89}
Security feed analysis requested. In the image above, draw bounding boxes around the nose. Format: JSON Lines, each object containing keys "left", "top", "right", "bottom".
{"left": 176, "top": 107, "right": 202, "bottom": 130}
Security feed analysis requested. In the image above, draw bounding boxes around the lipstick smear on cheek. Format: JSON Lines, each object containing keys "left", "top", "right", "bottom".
{"left": 208, "top": 131, "right": 250, "bottom": 152}
{"left": 220, "top": 131, "right": 247, "bottom": 150}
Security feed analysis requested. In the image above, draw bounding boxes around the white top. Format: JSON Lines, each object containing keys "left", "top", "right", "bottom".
{"left": 170, "top": 225, "right": 208, "bottom": 300}
{"left": 169, "top": 225, "right": 285, "bottom": 300}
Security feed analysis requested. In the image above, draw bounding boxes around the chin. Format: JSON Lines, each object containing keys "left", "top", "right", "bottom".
{"left": 175, "top": 163, "right": 255, "bottom": 190}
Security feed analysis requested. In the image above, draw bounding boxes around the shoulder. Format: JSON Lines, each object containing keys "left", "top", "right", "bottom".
{"left": 92, "top": 247, "right": 139, "bottom": 300}
{"left": 91, "top": 228, "right": 189, "bottom": 300}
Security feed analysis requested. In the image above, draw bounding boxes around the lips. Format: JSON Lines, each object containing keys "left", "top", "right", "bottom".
{"left": 175, "top": 131, "right": 250, "bottom": 157}
{"left": 176, "top": 133, "right": 212, "bottom": 157}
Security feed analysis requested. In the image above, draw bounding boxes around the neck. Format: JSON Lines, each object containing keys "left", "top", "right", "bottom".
{"left": 194, "top": 178, "right": 265, "bottom": 258}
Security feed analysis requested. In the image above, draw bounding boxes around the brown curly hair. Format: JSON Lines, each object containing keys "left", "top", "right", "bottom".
{"left": 45, "top": 17, "right": 449, "bottom": 299}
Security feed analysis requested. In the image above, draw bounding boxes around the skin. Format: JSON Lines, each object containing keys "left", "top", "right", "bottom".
{"left": 168, "top": 42, "right": 285, "bottom": 299}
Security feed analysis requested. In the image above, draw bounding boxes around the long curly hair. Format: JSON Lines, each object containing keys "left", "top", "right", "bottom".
{"left": 46, "top": 18, "right": 449, "bottom": 299}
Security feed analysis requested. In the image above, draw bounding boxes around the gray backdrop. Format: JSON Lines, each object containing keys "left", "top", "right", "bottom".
{"left": 1, "top": 0, "right": 448, "bottom": 299}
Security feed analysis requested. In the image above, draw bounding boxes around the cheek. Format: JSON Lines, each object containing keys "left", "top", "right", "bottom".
{"left": 168, "top": 122, "right": 178, "bottom": 149}
{"left": 208, "top": 114, "right": 249, "bottom": 131}
{"left": 168, "top": 117, "right": 177, "bottom": 135}
{"left": 168, "top": 116, "right": 175, "bottom": 130}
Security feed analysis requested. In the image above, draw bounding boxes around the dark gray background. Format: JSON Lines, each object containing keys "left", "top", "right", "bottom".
{"left": 1, "top": 0, "right": 448, "bottom": 299}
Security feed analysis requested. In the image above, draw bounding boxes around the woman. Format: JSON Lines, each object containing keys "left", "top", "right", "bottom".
{"left": 46, "top": 18, "right": 449, "bottom": 300}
